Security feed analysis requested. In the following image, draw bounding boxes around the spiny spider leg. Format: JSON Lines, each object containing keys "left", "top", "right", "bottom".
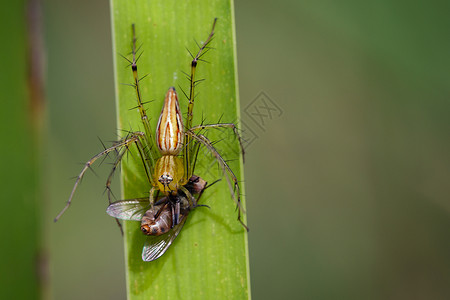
{"left": 129, "top": 24, "right": 158, "bottom": 162}
{"left": 133, "top": 137, "right": 155, "bottom": 186}
{"left": 103, "top": 146, "right": 129, "bottom": 234}
{"left": 105, "top": 146, "right": 127, "bottom": 204}
{"left": 54, "top": 132, "right": 145, "bottom": 222}
{"left": 105, "top": 129, "right": 155, "bottom": 202}
{"left": 186, "top": 130, "right": 248, "bottom": 231}
{"left": 190, "top": 123, "right": 246, "bottom": 162}
{"left": 183, "top": 18, "right": 218, "bottom": 181}
{"left": 104, "top": 135, "right": 158, "bottom": 226}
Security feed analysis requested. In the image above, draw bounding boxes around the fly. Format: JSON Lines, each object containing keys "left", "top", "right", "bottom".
{"left": 107, "top": 175, "right": 207, "bottom": 261}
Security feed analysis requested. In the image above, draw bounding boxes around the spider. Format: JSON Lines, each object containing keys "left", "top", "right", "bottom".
{"left": 55, "top": 18, "right": 248, "bottom": 232}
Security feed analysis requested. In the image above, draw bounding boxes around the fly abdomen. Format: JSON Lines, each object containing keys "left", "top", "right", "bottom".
{"left": 140, "top": 204, "right": 173, "bottom": 236}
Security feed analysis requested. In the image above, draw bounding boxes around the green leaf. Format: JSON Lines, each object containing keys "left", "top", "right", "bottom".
{"left": 0, "top": 0, "right": 42, "bottom": 298}
{"left": 110, "top": 1, "right": 250, "bottom": 299}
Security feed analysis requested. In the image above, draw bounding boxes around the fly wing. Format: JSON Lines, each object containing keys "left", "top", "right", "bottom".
{"left": 106, "top": 198, "right": 149, "bottom": 221}
{"left": 107, "top": 196, "right": 170, "bottom": 221}
{"left": 141, "top": 214, "right": 188, "bottom": 262}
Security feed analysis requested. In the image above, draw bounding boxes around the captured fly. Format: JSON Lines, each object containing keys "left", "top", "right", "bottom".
{"left": 107, "top": 176, "right": 207, "bottom": 261}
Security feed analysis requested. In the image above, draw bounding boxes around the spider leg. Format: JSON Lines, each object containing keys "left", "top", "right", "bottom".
{"left": 183, "top": 18, "right": 218, "bottom": 182}
{"left": 104, "top": 146, "right": 128, "bottom": 234}
{"left": 128, "top": 24, "right": 158, "bottom": 161}
{"left": 190, "top": 123, "right": 245, "bottom": 162}
{"left": 186, "top": 130, "right": 248, "bottom": 231}
{"left": 54, "top": 132, "right": 145, "bottom": 222}
{"left": 179, "top": 185, "right": 196, "bottom": 208}
{"left": 148, "top": 186, "right": 157, "bottom": 208}
{"left": 105, "top": 146, "right": 127, "bottom": 205}
{"left": 103, "top": 132, "right": 156, "bottom": 234}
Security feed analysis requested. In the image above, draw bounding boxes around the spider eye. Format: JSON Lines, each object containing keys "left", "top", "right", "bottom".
{"left": 158, "top": 174, "right": 173, "bottom": 185}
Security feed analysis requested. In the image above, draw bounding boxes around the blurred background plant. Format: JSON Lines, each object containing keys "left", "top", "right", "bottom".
{"left": 2, "top": 0, "right": 449, "bottom": 299}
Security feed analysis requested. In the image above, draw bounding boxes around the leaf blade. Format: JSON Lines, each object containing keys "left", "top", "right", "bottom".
{"left": 110, "top": 1, "right": 250, "bottom": 299}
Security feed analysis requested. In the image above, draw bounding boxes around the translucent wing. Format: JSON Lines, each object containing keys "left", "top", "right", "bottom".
{"left": 141, "top": 213, "right": 188, "bottom": 262}
{"left": 106, "top": 198, "right": 149, "bottom": 221}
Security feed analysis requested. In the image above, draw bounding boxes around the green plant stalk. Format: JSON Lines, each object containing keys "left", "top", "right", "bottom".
{"left": 110, "top": 0, "right": 250, "bottom": 299}
{"left": 0, "top": 0, "right": 42, "bottom": 298}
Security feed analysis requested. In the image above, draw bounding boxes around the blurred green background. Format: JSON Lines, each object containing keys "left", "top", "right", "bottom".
{"left": 39, "top": 0, "right": 450, "bottom": 299}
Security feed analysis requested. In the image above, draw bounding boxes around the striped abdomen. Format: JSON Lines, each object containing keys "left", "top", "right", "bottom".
{"left": 156, "top": 87, "right": 184, "bottom": 155}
